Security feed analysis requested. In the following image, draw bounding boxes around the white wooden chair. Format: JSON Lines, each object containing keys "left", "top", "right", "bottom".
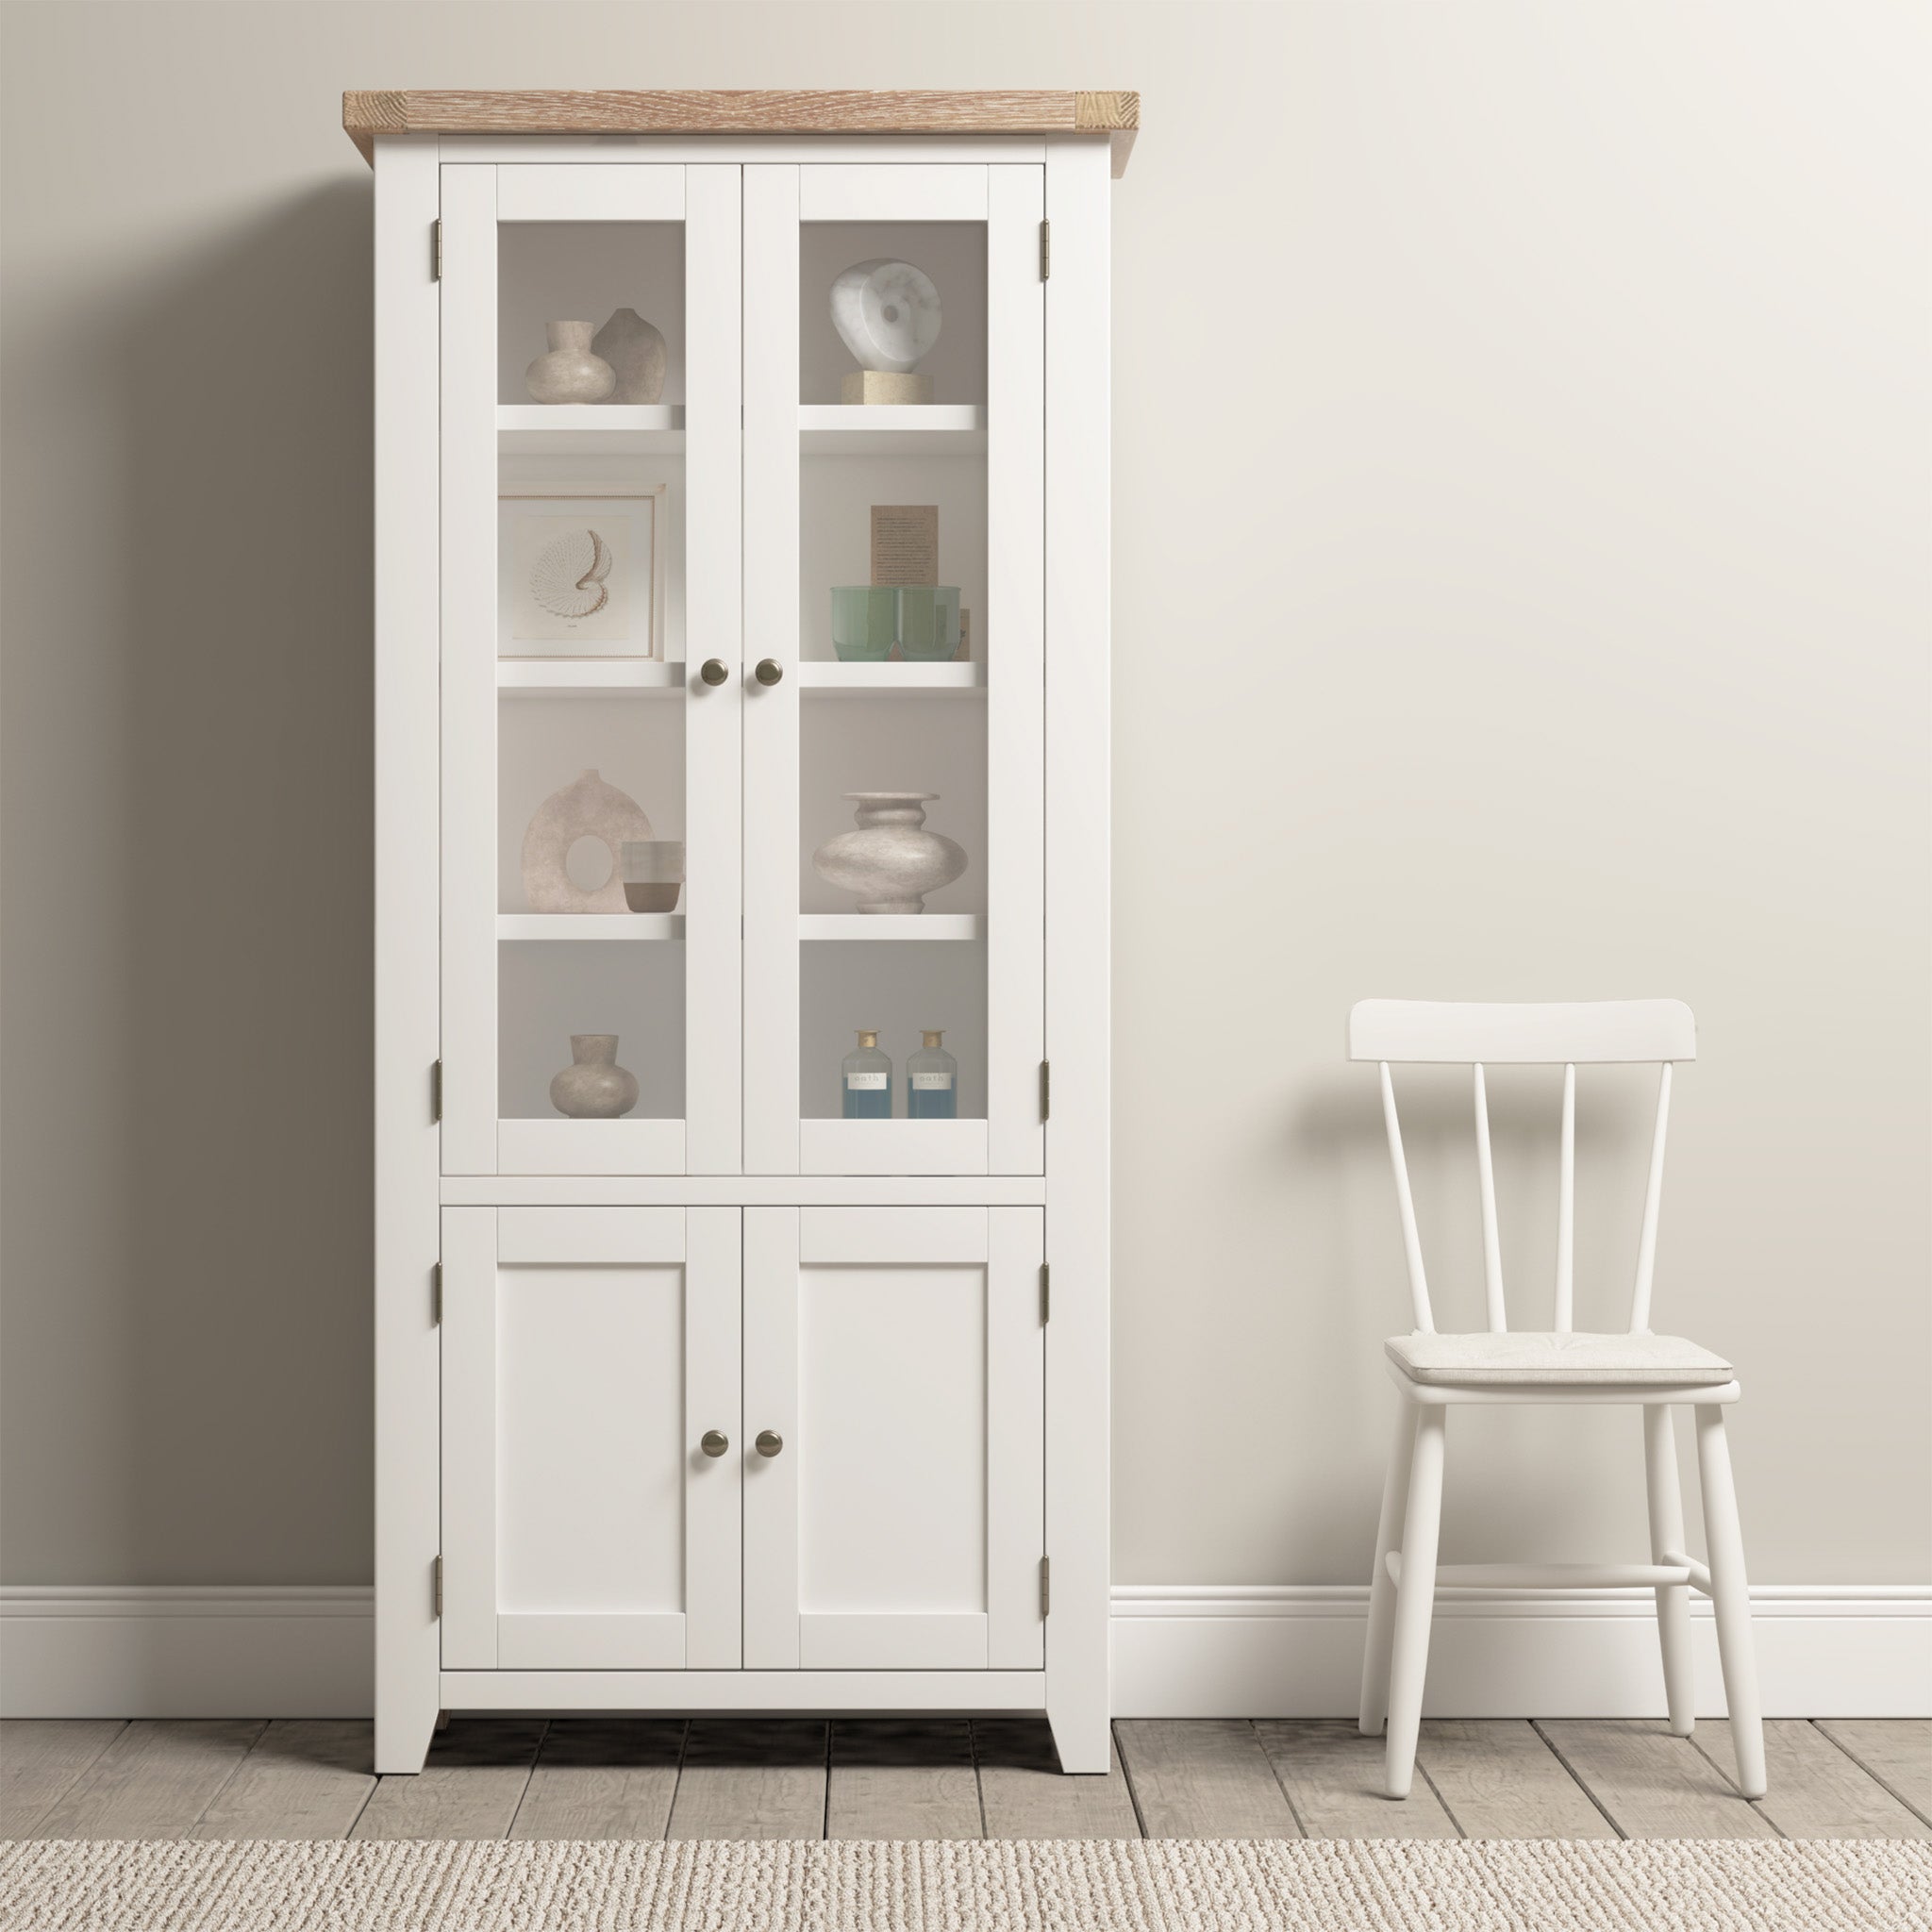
{"left": 1349, "top": 999, "right": 1765, "bottom": 1801}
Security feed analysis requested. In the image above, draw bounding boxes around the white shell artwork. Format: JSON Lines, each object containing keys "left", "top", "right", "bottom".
{"left": 812, "top": 792, "right": 967, "bottom": 915}
{"left": 530, "top": 527, "right": 613, "bottom": 620}
{"left": 829, "top": 259, "right": 941, "bottom": 374}
{"left": 522, "top": 769, "right": 654, "bottom": 913}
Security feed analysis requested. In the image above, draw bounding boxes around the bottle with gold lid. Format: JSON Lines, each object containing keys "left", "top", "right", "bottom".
{"left": 841, "top": 1029, "right": 892, "bottom": 1119}
{"left": 907, "top": 1029, "right": 958, "bottom": 1120}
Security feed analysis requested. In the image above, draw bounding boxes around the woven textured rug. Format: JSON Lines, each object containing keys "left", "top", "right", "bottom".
{"left": 3, "top": 1837, "right": 1926, "bottom": 1931}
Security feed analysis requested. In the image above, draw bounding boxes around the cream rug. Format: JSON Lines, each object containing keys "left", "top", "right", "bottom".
{"left": 2, "top": 1837, "right": 1926, "bottom": 1931}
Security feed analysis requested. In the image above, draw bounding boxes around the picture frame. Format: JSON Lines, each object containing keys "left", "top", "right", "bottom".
{"left": 497, "top": 484, "right": 666, "bottom": 658}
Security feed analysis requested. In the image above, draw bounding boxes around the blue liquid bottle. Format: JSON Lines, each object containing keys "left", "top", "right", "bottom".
{"left": 841, "top": 1030, "right": 892, "bottom": 1119}
{"left": 907, "top": 1029, "right": 958, "bottom": 1120}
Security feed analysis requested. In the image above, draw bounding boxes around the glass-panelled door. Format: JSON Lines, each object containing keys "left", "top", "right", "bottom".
{"left": 742, "top": 164, "right": 1046, "bottom": 1177}
{"left": 440, "top": 164, "right": 742, "bottom": 1176}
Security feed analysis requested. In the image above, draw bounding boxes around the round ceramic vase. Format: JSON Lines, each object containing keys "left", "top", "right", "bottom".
{"left": 549, "top": 1035, "right": 639, "bottom": 1119}
{"left": 812, "top": 792, "right": 968, "bottom": 914}
{"left": 525, "top": 321, "right": 617, "bottom": 404}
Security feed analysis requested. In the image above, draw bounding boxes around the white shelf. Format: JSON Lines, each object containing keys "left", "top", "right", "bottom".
{"left": 796, "top": 661, "right": 984, "bottom": 693}
{"left": 497, "top": 405, "right": 685, "bottom": 455}
{"left": 799, "top": 406, "right": 986, "bottom": 456}
{"left": 800, "top": 914, "right": 983, "bottom": 941}
{"left": 498, "top": 659, "right": 687, "bottom": 693}
{"left": 498, "top": 914, "right": 684, "bottom": 941}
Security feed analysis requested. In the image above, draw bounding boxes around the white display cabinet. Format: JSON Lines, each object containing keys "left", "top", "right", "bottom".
{"left": 356, "top": 89, "right": 1133, "bottom": 1775}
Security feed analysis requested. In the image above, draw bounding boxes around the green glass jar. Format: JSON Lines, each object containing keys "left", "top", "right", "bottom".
{"left": 830, "top": 586, "right": 897, "bottom": 661}
{"left": 896, "top": 586, "right": 962, "bottom": 660}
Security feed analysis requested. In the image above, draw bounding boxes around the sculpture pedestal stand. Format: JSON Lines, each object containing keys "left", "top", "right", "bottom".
{"left": 842, "top": 370, "right": 933, "bottom": 404}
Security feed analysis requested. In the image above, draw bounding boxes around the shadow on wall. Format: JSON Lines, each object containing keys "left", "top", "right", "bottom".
{"left": 110, "top": 181, "right": 375, "bottom": 1575}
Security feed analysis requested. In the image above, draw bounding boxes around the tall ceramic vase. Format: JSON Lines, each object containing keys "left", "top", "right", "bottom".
{"left": 591, "top": 308, "right": 668, "bottom": 404}
{"left": 525, "top": 321, "right": 616, "bottom": 404}
{"left": 549, "top": 1035, "right": 639, "bottom": 1119}
{"left": 811, "top": 791, "right": 968, "bottom": 914}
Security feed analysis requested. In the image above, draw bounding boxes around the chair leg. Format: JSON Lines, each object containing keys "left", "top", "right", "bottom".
{"left": 1642, "top": 1404, "right": 1696, "bottom": 1737}
{"left": 1359, "top": 1400, "right": 1419, "bottom": 1736}
{"left": 1383, "top": 1406, "right": 1446, "bottom": 1799}
{"left": 1695, "top": 1404, "right": 1766, "bottom": 1799}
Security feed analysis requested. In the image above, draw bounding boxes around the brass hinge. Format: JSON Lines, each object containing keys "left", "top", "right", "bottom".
{"left": 431, "top": 1059, "right": 442, "bottom": 1122}
{"left": 1040, "top": 1262, "right": 1050, "bottom": 1325}
{"left": 1041, "top": 1556, "right": 1051, "bottom": 1618}
{"left": 432, "top": 1555, "right": 443, "bottom": 1618}
{"left": 431, "top": 219, "right": 442, "bottom": 280}
{"left": 431, "top": 1261, "right": 442, "bottom": 1325}
{"left": 1040, "top": 219, "right": 1051, "bottom": 281}
{"left": 1040, "top": 1060, "right": 1050, "bottom": 1122}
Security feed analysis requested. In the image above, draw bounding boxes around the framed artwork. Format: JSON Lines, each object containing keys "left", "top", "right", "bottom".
{"left": 498, "top": 485, "right": 666, "bottom": 657}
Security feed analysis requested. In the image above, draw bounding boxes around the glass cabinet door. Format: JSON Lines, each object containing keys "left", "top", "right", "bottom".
{"left": 439, "top": 165, "right": 741, "bottom": 1175}
{"left": 742, "top": 164, "right": 1046, "bottom": 1176}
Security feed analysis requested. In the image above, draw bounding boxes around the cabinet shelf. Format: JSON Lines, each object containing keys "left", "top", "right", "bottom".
{"left": 799, "top": 406, "right": 987, "bottom": 456}
{"left": 498, "top": 659, "right": 687, "bottom": 694}
{"left": 796, "top": 662, "right": 984, "bottom": 693}
{"left": 498, "top": 914, "right": 685, "bottom": 941}
{"left": 497, "top": 405, "right": 686, "bottom": 455}
{"left": 800, "top": 914, "right": 982, "bottom": 941}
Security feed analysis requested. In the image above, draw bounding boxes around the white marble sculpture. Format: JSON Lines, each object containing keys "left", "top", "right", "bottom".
{"left": 812, "top": 792, "right": 967, "bottom": 914}
{"left": 830, "top": 259, "right": 941, "bottom": 373}
{"left": 522, "top": 769, "right": 653, "bottom": 913}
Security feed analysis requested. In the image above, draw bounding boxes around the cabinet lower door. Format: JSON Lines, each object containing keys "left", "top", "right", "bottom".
{"left": 743, "top": 1207, "right": 1044, "bottom": 1670}
{"left": 441, "top": 1207, "right": 741, "bottom": 1670}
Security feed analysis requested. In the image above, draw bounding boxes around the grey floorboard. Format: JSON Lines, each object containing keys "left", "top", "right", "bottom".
{"left": 1817, "top": 1720, "right": 1932, "bottom": 1826}
{"left": 1415, "top": 1720, "right": 1616, "bottom": 1840}
{"left": 1537, "top": 1721, "right": 1776, "bottom": 1840}
{"left": 1114, "top": 1721, "right": 1300, "bottom": 1839}
{"left": 0, "top": 1722, "right": 127, "bottom": 1838}
{"left": 667, "top": 1721, "right": 827, "bottom": 1841}
{"left": 1253, "top": 1722, "right": 1459, "bottom": 1839}
{"left": 974, "top": 1720, "right": 1140, "bottom": 1840}
{"left": 826, "top": 1721, "right": 981, "bottom": 1840}
{"left": 192, "top": 1720, "right": 375, "bottom": 1840}
{"left": 32, "top": 1721, "right": 265, "bottom": 1840}
{"left": 1693, "top": 1720, "right": 1932, "bottom": 1840}
{"left": 509, "top": 1719, "right": 685, "bottom": 1840}
{"left": 351, "top": 1719, "right": 544, "bottom": 1841}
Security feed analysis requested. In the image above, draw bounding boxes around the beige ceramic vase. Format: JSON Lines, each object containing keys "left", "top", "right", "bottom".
{"left": 525, "top": 321, "right": 616, "bottom": 404}
{"left": 549, "top": 1035, "right": 639, "bottom": 1119}
{"left": 591, "top": 308, "right": 668, "bottom": 404}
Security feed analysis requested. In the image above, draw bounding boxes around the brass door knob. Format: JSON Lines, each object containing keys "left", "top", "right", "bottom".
{"left": 755, "top": 1430, "right": 784, "bottom": 1457}
{"left": 754, "top": 658, "right": 784, "bottom": 686}
{"left": 700, "top": 1430, "right": 729, "bottom": 1457}
{"left": 699, "top": 658, "right": 728, "bottom": 686}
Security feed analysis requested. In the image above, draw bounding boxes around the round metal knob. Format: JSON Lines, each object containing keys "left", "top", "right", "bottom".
{"left": 699, "top": 658, "right": 728, "bottom": 687}
{"left": 755, "top": 1430, "right": 784, "bottom": 1458}
{"left": 754, "top": 658, "right": 784, "bottom": 686}
{"left": 700, "top": 1430, "right": 729, "bottom": 1458}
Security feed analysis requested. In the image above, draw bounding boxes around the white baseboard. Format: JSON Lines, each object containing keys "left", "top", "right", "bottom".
{"left": 1111, "top": 1585, "right": 1932, "bottom": 1720}
{"left": 0, "top": 1589, "right": 375, "bottom": 1719}
{"left": 3, "top": 1584, "right": 1925, "bottom": 1720}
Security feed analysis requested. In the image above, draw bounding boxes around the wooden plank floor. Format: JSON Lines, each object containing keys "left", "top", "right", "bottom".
{"left": 3, "top": 1718, "right": 1925, "bottom": 1840}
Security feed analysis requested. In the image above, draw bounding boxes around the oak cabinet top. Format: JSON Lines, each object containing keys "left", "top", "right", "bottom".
{"left": 343, "top": 89, "right": 1139, "bottom": 173}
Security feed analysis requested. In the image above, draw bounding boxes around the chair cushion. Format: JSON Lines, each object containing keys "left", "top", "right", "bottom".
{"left": 1385, "top": 1330, "right": 1734, "bottom": 1387}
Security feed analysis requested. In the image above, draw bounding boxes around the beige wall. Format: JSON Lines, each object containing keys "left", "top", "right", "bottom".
{"left": 2, "top": 3, "right": 1925, "bottom": 1591}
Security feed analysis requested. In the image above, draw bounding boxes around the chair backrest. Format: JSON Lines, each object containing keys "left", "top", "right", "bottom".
{"left": 1347, "top": 1000, "right": 1696, "bottom": 1337}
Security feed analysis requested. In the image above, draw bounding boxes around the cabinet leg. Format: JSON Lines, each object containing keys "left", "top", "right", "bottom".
{"left": 1046, "top": 1699, "right": 1112, "bottom": 1774}
{"left": 375, "top": 1689, "right": 440, "bottom": 1774}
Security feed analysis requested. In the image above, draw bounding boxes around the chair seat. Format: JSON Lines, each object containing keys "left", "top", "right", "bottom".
{"left": 1385, "top": 1329, "right": 1734, "bottom": 1387}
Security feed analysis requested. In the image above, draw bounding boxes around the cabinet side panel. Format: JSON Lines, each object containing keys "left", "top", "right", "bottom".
{"left": 374, "top": 134, "right": 445, "bottom": 1775}
{"left": 1043, "top": 139, "right": 1112, "bottom": 1774}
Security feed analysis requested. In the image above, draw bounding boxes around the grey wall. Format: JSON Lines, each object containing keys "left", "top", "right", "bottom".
{"left": 2, "top": 2, "right": 1925, "bottom": 1591}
